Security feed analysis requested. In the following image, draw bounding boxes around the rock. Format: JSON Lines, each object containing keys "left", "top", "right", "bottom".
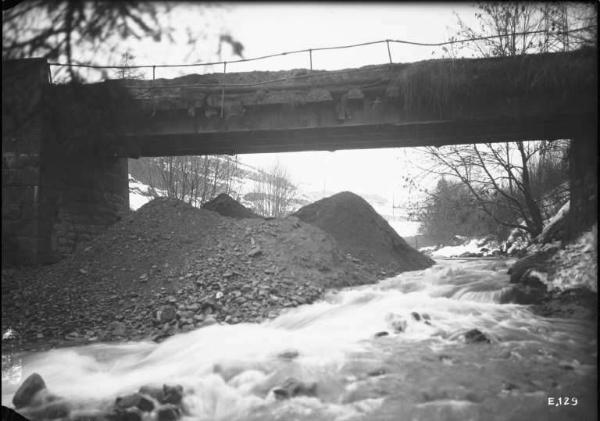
{"left": 508, "top": 249, "right": 557, "bottom": 283}
{"left": 411, "top": 312, "right": 421, "bottom": 321}
{"left": 27, "top": 388, "right": 59, "bottom": 408}
{"left": 157, "top": 405, "right": 180, "bottom": 421}
{"left": 367, "top": 368, "right": 386, "bottom": 377}
{"left": 162, "top": 384, "right": 183, "bottom": 405}
{"left": 109, "top": 321, "right": 127, "bottom": 337}
{"left": 272, "top": 378, "right": 317, "bottom": 400}
{"left": 247, "top": 246, "right": 262, "bottom": 257}
{"left": 501, "top": 270, "right": 548, "bottom": 305}
{"left": 386, "top": 314, "right": 407, "bottom": 333}
{"left": 200, "top": 299, "right": 218, "bottom": 314}
{"left": 20, "top": 400, "right": 70, "bottom": 420}
{"left": 533, "top": 288, "right": 598, "bottom": 319}
{"left": 115, "top": 393, "right": 155, "bottom": 412}
{"left": 277, "top": 350, "right": 299, "bottom": 360}
{"left": 157, "top": 306, "right": 177, "bottom": 323}
{"left": 464, "top": 329, "right": 491, "bottom": 344}
{"left": 13, "top": 373, "right": 46, "bottom": 409}
{"left": 198, "top": 315, "right": 217, "bottom": 328}
{"left": 374, "top": 331, "right": 389, "bottom": 337}
{"left": 459, "top": 251, "right": 483, "bottom": 258}
{"left": 138, "top": 385, "right": 165, "bottom": 403}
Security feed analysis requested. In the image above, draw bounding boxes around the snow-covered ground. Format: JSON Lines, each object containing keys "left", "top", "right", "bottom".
{"left": 129, "top": 175, "right": 166, "bottom": 211}
{"left": 548, "top": 224, "right": 597, "bottom": 292}
{"left": 429, "top": 239, "right": 482, "bottom": 258}
{"left": 386, "top": 219, "right": 421, "bottom": 238}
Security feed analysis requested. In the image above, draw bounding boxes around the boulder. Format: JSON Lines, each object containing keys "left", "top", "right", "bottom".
{"left": 115, "top": 393, "right": 154, "bottom": 412}
{"left": 19, "top": 400, "right": 70, "bottom": 420}
{"left": 277, "top": 350, "right": 300, "bottom": 360}
{"left": 12, "top": 373, "right": 46, "bottom": 409}
{"left": 508, "top": 249, "right": 557, "bottom": 284}
{"left": 272, "top": 378, "right": 317, "bottom": 400}
{"left": 464, "top": 329, "right": 490, "bottom": 344}
{"left": 162, "top": 384, "right": 183, "bottom": 405}
{"left": 501, "top": 269, "right": 548, "bottom": 305}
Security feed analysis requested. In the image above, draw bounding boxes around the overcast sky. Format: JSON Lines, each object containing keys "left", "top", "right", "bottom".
{"left": 124, "top": 3, "right": 481, "bottom": 211}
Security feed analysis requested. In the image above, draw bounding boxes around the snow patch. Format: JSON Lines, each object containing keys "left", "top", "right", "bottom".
{"left": 549, "top": 224, "right": 597, "bottom": 292}
{"left": 129, "top": 174, "right": 166, "bottom": 211}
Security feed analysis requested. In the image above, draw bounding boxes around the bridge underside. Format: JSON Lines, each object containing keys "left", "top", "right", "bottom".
{"left": 124, "top": 114, "right": 594, "bottom": 156}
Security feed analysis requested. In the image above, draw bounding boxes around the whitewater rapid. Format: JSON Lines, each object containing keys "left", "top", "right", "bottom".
{"left": 2, "top": 259, "right": 597, "bottom": 421}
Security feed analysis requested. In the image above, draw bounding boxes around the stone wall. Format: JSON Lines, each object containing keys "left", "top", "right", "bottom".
{"left": 2, "top": 59, "right": 129, "bottom": 266}
{"left": 39, "top": 151, "right": 129, "bottom": 260}
{"left": 2, "top": 59, "right": 48, "bottom": 265}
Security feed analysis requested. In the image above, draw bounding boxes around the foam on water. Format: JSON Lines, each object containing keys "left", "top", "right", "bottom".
{"left": 1, "top": 259, "right": 595, "bottom": 420}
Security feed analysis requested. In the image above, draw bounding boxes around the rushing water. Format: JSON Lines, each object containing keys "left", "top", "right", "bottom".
{"left": 2, "top": 259, "right": 597, "bottom": 421}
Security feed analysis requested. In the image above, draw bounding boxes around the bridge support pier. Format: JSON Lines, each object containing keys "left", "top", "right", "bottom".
{"left": 2, "top": 59, "right": 129, "bottom": 266}
{"left": 569, "top": 127, "right": 598, "bottom": 238}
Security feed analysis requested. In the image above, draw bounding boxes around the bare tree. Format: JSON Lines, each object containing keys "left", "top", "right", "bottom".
{"left": 446, "top": 2, "right": 596, "bottom": 59}
{"left": 248, "top": 163, "right": 297, "bottom": 217}
{"left": 3, "top": 1, "right": 246, "bottom": 82}
{"left": 421, "top": 140, "right": 569, "bottom": 237}
{"left": 417, "top": 3, "right": 586, "bottom": 237}
{"left": 130, "top": 155, "right": 242, "bottom": 207}
{"left": 2, "top": 1, "right": 166, "bottom": 80}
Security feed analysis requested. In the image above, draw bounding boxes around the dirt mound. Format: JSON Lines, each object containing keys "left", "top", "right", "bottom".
{"left": 2, "top": 198, "right": 380, "bottom": 352}
{"left": 294, "top": 191, "right": 434, "bottom": 273}
{"left": 202, "top": 193, "right": 261, "bottom": 219}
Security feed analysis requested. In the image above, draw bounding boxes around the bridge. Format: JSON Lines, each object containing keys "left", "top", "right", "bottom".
{"left": 2, "top": 49, "right": 597, "bottom": 264}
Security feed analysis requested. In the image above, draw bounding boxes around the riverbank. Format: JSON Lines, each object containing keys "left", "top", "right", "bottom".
{"left": 503, "top": 224, "right": 597, "bottom": 320}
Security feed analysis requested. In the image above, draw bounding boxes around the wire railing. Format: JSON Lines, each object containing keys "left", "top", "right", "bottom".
{"left": 47, "top": 24, "right": 596, "bottom": 90}
{"left": 48, "top": 25, "right": 596, "bottom": 71}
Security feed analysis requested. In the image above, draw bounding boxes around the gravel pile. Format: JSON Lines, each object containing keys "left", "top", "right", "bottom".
{"left": 294, "top": 191, "right": 434, "bottom": 273}
{"left": 2, "top": 197, "right": 383, "bottom": 351}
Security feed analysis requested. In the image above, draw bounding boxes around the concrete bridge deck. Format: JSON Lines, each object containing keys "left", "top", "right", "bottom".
{"left": 50, "top": 48, "right": 596, "bottom": 157}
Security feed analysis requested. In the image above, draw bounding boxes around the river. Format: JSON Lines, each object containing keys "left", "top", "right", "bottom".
{"left": 1, "top": 259, "right": 597, "bottom": 420}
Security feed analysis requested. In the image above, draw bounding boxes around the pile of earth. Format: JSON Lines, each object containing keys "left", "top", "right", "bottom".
{"left": 294, "top": 191, "right": 434, "bottom": 274}
{"left": 1, "top": 194, "right": 429, "bottom": 353}
{"left": 201, "top": 193, "right": 261, "bottom": 219}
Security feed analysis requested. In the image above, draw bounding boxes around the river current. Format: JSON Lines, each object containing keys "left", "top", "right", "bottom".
{"left": 2, "top": 259, "right": 597, "bottom": 420}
